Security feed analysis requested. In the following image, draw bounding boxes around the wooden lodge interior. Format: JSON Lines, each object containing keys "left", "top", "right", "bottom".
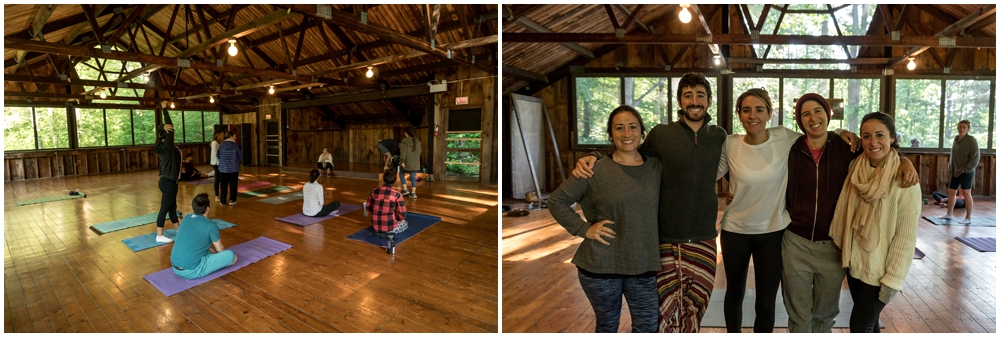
{"left": 501, "top": 4, "right": 996, "bottom": 333}
{"left": 4, "top": 4, "right": 498, "bottom": 333}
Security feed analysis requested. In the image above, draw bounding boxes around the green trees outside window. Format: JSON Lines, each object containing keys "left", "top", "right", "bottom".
{"left": 895, "top": 79, "right": 944, "bottom": 148}
{"left": 445, "top": 132, "right": 481, "bottom": 178}
{"left": 35, "top": 107, "right": 69, "bottom": 149}
{"left": 184, "top": 110, "right": 204, "bottom": 143}
{"left": 106, "top": 109, "right": 133, "bottom": 146}
{"left": 77, "top": 108, "right": 107, "bottom": 147}
{"left": 4, "top": 107, "right": 35, "bottom": 151}
{"left": 133, "top": 110, "right": 156, "bottom": 145}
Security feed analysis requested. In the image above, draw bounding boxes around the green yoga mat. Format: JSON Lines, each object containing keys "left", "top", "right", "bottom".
{"left": 238, "top": 186, "right": 293, "bottom": 198}
{"left": 90, "top": 210, "right": 183, "bottom": 234}
{"left": 17, "top": 193, "right": 85, "bottom": 206}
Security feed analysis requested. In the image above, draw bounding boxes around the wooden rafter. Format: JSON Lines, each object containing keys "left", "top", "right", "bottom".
{"left": 502, "top": 32, "right": 995, "bottom": 48}
{"left": 158, "top": 5, "right": 181, "bottom": 56}
{"left": 825, "top": 5, "right": 854, "bottom": 59}
{"left": 311, "top": 35, "right": 497, "bottom": 76}
{"left": 292, "top": 17, "right": 309, "bottom": 70}
{"left": 512, "top": 16, "right": 594, "bottom": 59}
{"left": 13, "top": 4, "right": 57, "bottom": 72}
{"left": 894, "top": 5, "right": 910, "bottom": 31}
{"left": 106, "top": 5, "right": 146, "bottom": 46}
{"left": 176, "top": 9, "right": 294, "bottom": 59}
{"left": 615, "top": 4, "right": 651, "bottom": 33}
{"left": 80, "top": 4, "right": 106, "bottom": 45}
{"left": 503, "top": 64, "right": 548, "bottom": 83}
{"left": 5, "top": 75, "right": 302, "bottom": 100}
{"left": 691, "top": 5, "right": 727, "bottom": 68}
{"left": 620, "top": 5, "right": 645, "bottom": 32}
{"left": 964, "top": 12, "right": 996, "bottom": 34}
{"left": 889, "top": 4, "right": 997, "bottom": 67}
{"left": 282, "top": 5, "right": 496, "bottom": 74}
{"left": 728, "top": 57, "right": 891, "bottom": 64}
{"left": 878, "top": 4, "right": 894, "bottom": 34}
{"left": 604, "top": 5, "right": 621, "bottom": 30}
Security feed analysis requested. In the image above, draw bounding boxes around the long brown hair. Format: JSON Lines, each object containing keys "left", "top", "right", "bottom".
{"left": 404, "top": 127, "right": 418, "bottom": 152}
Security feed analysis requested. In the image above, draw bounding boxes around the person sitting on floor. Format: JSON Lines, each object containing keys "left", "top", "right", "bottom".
{"left": 932, "top": 190, "right": 966, "bottom": 209}
{"left": 180, "top": 153, "right": 204, "bottom": 180}
{"left": 303, "top": 169, "right": 341, "bottom": 217}
{"left": 169, "top": 193, "right": 237, "bottom": 280}
{"left": 366, "top": 168, "right": 408, "bottom": 235}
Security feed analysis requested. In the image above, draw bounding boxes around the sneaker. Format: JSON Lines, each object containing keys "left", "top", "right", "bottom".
{"left": 410, "top": 193, "right": 417, "bottom": 199}
{"left": 400, "top": 190, "right": 410, "bottom": 196}
{"left": 215, "top": 196, "right": 220, "bottom": 202}
{"left": 937, "top": 215, "right": 954, "bottom": 220}
{"left": 155, "top": 235, "right": 173, "bottom": 243}
{"left": 229, "top": 201, "right": 237, "bottom": 206}
{"left": 958, "top": 218, "right": 972, "bottom": 224}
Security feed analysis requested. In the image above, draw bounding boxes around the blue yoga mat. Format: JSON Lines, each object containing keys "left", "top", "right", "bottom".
{"left": 346, "top": 212, "right": 441, "bottom": 248}
{"left": 91, "top": 210, "right": 183, "bottom": 234}
{"left": 121, "top": 219, "right": 238, "bottom": 252}
{"left": 143, "top": 236, "right": 292, "bottom": 296}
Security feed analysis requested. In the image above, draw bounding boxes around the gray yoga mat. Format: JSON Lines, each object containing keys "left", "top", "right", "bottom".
{"left": 701, "top": 289, "right": 882, "bottom": 329}
{"left": 922, "top": 215, "right": 995, "bottom": 227}
{"left": 17, "top": 193, "right": 85, "bottom": 206}
{"left": 257, "top": 191, "right": 304, "bottom": 205}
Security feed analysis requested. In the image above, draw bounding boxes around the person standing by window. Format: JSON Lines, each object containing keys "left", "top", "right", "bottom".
{"left": 217, "top": 131, "right": 243, "bottom": 206}
{"left": 939, "top": 120, "right": 980, "bottom": 224}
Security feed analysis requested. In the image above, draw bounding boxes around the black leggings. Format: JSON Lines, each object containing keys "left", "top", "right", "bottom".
{"left": 846, "top": 274, "right": 885, "bottom": 333}
{"left": 212, "top": 164, "right": 220, "bottom": 197}
{"left": 156, "top": 177, "right": 179, "bottom": 228}
{"left": 932, "top": 191, "right": 965, "bottom": 208}
{"left": 720, "top": 229, "right": 785, "bottom": 333}
{"left": 308, "top": 201, "right": 341, "bottom": 217}
{"left": 219, "top": 172, "right": 239, "bottom": 203}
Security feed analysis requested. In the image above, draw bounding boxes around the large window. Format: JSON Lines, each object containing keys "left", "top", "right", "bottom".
{"left": 895, "top": 79, "right": 944, "bottom": 148}
{"left": 575, "top": 75, "right": 718, "bottom": 146}
{"left": 77, "top": 108, "right": 107, "bottom": 147}
{"left": 4, "top": 107, "right": 35, "bottom": 151}
{"left": 831, "top": 78, "right": 880, "bottom": 133}
{"left": 106, "top": 109, "right": 133, "bottom": 146}
{"left": 729, "top": 76, "right": 878, "bottom": 136}
{"left": 133, "top": 110, "right": 156, "bottom": 145}
{"left": 35, "top": 107, "right": 69, "bottom": 149}
{"left": 945, "top": 80, "right": 991, "bottom": 147}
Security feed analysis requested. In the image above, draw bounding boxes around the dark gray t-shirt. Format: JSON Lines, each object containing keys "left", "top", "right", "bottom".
{"left": 548, "top": 156, "right": 662, "bottom": 275}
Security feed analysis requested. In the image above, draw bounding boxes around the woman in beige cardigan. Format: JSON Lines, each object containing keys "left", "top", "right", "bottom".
{"left": 829, "top": 112, "right": 920, "bottom": 333}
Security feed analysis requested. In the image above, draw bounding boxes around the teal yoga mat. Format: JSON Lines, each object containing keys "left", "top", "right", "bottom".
{"left": 90, "top": 210, "right": 183, "bottom": 234}
{"left": 121, "top": 218, "right": 237, "bottom": 252}
{"left": 17, "top": 193, "right": 85, "bottom": 206}
{"left": 238, "top": 186, "right": 293, "bottom": 198}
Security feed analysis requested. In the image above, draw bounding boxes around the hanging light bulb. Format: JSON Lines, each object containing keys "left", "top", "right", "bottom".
{"left": 366, "top": 66, "right": 374, "bottom": 78}
{"left": 269, "top": 85, "right": 275, "bottom": 95}
{"left": 209, "top": 96, "right": 215, "bottom": 103}
{"left": 99, "top": 90, "right": 107, "bottom": 99}
{"left": 228, "top": 38, "right": 238, "bottom": 56}
{"left": 906, "top": 58, "right": 916, "bottom": 70}
{"left": 679, "top": 4, "right": 692, "bottom": 24}
{"left": 170, "top": 101, "right": 175, "bottom": 109}
{"left": 141, "top": 73, "right": 148, "bottom": 82}
{"left": 713, "top": 55, "right": 721, "bottom": 66}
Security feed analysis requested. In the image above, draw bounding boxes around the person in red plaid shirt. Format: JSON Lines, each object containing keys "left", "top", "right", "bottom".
{"left": 366, "top": 168, "right": 409, "bottom": 234}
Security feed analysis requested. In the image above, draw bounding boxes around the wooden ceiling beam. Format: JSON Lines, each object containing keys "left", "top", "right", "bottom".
{"left": 889, "top": 4, "right": 997, "bottom": 67}
{"left": 310, "top": 35, "right": 497, "bottom": 76}
{"left": 501, "top": 32, "right": 995, "bottom": 48}
{"left": 165, "top": 5, "right": 243, "bottom": 45}
{"left": 4, "top": 38, "right": 353, "bottom": 87}
{"left": 503, "top": 64, "right": 548, "bottom": 83}
{"left": 106, "top": 5, "right": 146, "bottom": 46}
{"left": 692, "top": 4, "right": 726, "bottom": 68}
{"left": 510, "top": 43, "right": 620, "bottom": 97}
{"left": 13, "top": 4, "right": 57, "bottom": 72}
{"left": 377, "top": 53, "right": 492, "bottom": 78}
{"left": 762, "top": 5, "right": 790, "bottom": 58}
{"left": 894, "top": 5, "right": 911, "bottom": 32}
{"left": 963, "top": 12, "right": 996, "bottom": 34}
{"left": 283, "top": 5, "right": 496, "bottom": 74}
{"left": 604, "top": 5, "right": 622, "bottom": 30}
{"left": 175, "top": 9, "right": 295, "bottom": 59}
{"left": 281, "top": 85, "right": 443, "bottom": 109}
{"left": 4, "top": 74, "right": 303, "bottom": 100}
{"left": 502, "top": 4, "right": 544, "bottom": 23}
{"left": 158, "top": 5, "right": 181, "bottom": 56}
{"left": 512, "top": 16, "right": 594, "bottom": 59}
{"left": 292, "top": 17, "right": 309, "bottom": 70}
{"left": 878, "top": 5, "right": 894, "bottom": 34}
{"left": 826, "top": 4, "right": 855, "bottom": 58}
{"left": 615, "top": 4, "right": 651, "bottom": 33}
{"left": 727, "top": 57, "right": 891, "bottom": 64}
{"left": 80, "top": 4, "right": 106, "bottom": 45}
{"left": 620, "top": 4, "right": 645, "bottom": 33}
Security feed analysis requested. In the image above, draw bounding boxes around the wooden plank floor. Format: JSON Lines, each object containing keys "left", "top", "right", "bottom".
{"left": 4, "top": 165, "right": 498, "bottom": 332}
{"left": 502, "top": 197, "right": 997, "bottom": 333}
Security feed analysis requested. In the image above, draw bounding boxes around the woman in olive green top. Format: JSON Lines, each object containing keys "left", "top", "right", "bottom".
{"left": 548, "top": 105, "right": 661, "bottom": 333}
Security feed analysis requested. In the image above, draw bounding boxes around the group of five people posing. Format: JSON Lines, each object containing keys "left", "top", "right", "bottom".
{"left": 554, "top": 72, "right": 922, "bottom": 333}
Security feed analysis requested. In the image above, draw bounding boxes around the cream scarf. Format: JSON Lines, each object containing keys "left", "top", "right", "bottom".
{"left": 829, "top": 148, "right": 900, "bottom": 267}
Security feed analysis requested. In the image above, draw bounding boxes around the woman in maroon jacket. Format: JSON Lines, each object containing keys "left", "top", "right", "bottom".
{"left": 781, "top": 94, "right": 917, "bottom": 332}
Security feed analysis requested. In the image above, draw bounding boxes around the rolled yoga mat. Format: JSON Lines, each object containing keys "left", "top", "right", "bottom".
{"left": 91, "top": 210, "right": 183, "bottom": 234}
{"left": 275, "top": 203, "right": 362, "bottom": 226}
{"left": 238, "top": 186, "right": 293, "bottom": 198}
{"left": 955, "top": 237, "right": 996, "bottom": 252}
{"left": 922, "top": 215, "right": 996, "bottom": 227}
{"left": 143, "top": 236, "right": 292, "bottom": 296}
{"left": 16, "top": 193, "right": 85, "bottom": 206}
{"left": 257, "top": 191, "right": 304, "bottom": 205}
{"left": 121, "top": 218, "right": 238, "bottom": 252}
{"left": 346, "top": 212, "right": 442, "bottom": 248}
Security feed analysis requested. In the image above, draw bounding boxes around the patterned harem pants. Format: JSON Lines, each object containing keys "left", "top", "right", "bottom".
{"left": 657, "top": 239, "right": 718, "bottom": 333}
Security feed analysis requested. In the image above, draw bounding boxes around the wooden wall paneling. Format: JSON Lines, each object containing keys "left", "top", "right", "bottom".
{"left": 4, "top": 159, "right": 10, "bottom": 182}
{"left": 24, "top": 157, "right": 38, "bottom": 180}
{"left": 433, "top": 94, "right": 446, "bottom": 178}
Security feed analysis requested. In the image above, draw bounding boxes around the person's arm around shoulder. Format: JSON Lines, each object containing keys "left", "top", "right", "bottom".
{"left": 717, "top": 136, "right": 730, "bottom": 181}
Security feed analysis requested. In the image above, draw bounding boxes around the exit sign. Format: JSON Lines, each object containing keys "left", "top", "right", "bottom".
{"left": 455, "top": 96, "right": 469, "bottom": 105}
{"left": 265, "top": 114, "right": 272, "bottom": 119}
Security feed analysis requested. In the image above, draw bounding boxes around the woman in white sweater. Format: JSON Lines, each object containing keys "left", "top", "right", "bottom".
{"left": 317, "top": 147, "right": 334, "bottom": 177}
{"left": 829, "top": 112, "right": 920, "bottom": 333}
{"left": 210, "top": 131, "right": 223, "bottom": 201}
{"left": 303, "top": 169, "right": 341, "bottom": 217}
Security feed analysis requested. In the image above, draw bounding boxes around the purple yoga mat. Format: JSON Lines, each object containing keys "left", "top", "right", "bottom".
{"left": 275, "top": 203, "right": 362, "bottom": 226}
{"left": 955, "top": 237, "right": 996, "bottom": 252}
{"left": 143, "top": 236, "right": 292, "bottom": 296}
{"left": 186, "top": 176, "right": 246, "bottom": 185}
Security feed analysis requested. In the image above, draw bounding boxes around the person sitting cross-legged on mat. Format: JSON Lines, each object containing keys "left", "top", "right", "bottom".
{"left": 366, "top": 168, "right": 408, "bottom": 235}
{"left": 303, "top": 169, "right": 341, "bottom": 217}
{"left": 170, "top": 193, "right": 238, "bottom": 280}
{"left": 180, "top": 153, "right": 204, "bottom": 181}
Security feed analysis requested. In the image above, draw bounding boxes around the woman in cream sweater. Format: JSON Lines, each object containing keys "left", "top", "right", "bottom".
{"left": 829, "top": 112, "right": 920, "bottom": 333}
